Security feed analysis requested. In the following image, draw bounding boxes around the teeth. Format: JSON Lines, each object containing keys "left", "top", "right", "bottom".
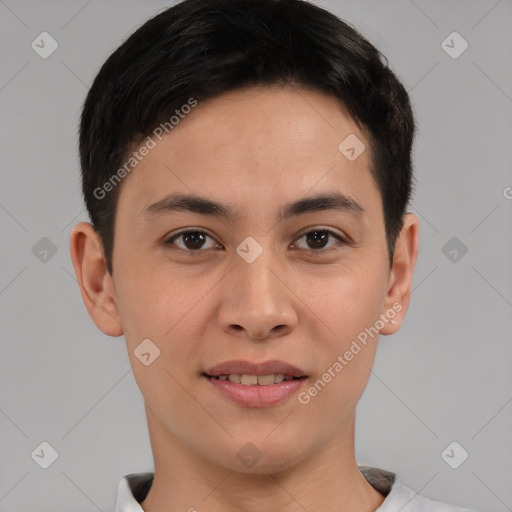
{"left": 257, "top": 374, "right": 275, "bottom": 385}
{"left": 217, "top": 373, "right": 292, "bottom": 385}
{"left": 241, "top": 374, "right": 258, "bottom": 385}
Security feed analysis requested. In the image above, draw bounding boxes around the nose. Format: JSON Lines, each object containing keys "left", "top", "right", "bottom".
{"left": 217, "top": 248, "right": 298, "bottom": 341}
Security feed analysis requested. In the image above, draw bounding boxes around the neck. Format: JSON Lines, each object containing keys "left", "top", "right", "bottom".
{"left": 140, "top": 406, "right": 384, "bottom": 512}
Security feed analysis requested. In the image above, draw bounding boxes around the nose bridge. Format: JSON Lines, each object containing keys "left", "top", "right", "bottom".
{"left": 218, "top": 236, "right": 297, "bottom": 339}
{"left": 236, "top": 237, "right": 283, "bottom": 310}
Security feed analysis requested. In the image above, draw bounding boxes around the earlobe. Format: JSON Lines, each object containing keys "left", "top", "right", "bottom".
{"left": 69, "top": 222, "right": 124, "bottom": 337}
{"left": 379, "top": 213, "right": 420, "bottom": 336}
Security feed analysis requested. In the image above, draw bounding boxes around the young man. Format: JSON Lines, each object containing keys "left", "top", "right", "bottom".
{"left": 69, "top": 0, "right": 477, "bottom": 510}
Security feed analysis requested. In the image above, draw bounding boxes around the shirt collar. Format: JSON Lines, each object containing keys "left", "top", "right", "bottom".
{"left": 113, "top": 466, "right": 441, "bottom": 512}
{"left": 114, "top": 472, "right": 153, "bottom": 512}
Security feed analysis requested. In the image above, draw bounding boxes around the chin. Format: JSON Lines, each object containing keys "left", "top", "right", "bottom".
{"left": 207, "top": 436, "right": 311, "bottom": 475}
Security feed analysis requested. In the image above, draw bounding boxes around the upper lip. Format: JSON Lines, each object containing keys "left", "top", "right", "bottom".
{"left": 204, "top": 359, "right": 307, "bottom": 378}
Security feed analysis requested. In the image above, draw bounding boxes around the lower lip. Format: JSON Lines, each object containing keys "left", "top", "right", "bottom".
{"left": 204, "top": 375, "right": 307, "bottom": 408}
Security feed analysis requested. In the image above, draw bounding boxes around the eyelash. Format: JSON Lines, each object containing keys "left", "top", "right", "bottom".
{"left": 164, "top": 228, "right": 348, "bottom": 255}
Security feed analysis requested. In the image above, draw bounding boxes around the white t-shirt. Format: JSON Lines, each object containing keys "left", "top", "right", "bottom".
{"left": 114, "top": 466, "right": 478, "bottom": 512}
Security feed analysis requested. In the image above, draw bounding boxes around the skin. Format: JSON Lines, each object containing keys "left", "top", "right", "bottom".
{"left": 70, "top": 84, "right": 419, "bottom": 512}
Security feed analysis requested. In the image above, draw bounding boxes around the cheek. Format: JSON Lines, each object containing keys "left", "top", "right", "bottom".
{"left": 114, "top": 256, "right": 215, "bottom": 339}
{"left": 112, "top": 264, "right": 202, "bottom": 391}
{"left": 316, "top": 263, "right": 388, "bottom": 340}
{"left": 305, "top": 265, "right": 387, "bottom": 392}
{"left": 117, "top": 271, "right": 202, "bottom": 424}
{"left": 297, "top": 294, "right": 382, "bottom": 426}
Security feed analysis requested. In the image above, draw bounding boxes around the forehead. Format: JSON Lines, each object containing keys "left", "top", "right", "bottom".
{"left": 117, "top": 85, "right": 381, "bottom": 223}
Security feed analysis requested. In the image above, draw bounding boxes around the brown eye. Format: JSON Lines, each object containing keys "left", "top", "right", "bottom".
{"left": 165, "top": 230, "right": 218, "bottom": 251}
{"left": 293, "top": 229, "right": 345, "bottom": 251}
{"left": 164, "top": 227, "right": 346, "bottom": 255}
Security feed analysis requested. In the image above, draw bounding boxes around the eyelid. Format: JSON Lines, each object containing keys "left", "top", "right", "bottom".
{"left": 294, "top": 226, "right": 348, "bottom": 243}
{"left": 291, "top": 227, "right": 348, "bottom": 252}
{"left": 164, "top": 228, "right": 220, "bottom": 251}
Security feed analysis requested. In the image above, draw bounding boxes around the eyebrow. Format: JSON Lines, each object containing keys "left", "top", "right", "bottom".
{"left": 141, "top": 191, "right": 364, "bottom": 222}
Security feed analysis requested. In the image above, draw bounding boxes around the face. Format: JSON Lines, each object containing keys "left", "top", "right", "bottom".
{"left": 72, "top": 85, "right": 418, "bottom": 474}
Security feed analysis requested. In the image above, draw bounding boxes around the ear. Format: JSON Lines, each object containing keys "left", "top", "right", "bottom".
{"left": 379, "top": 213, "right": 419, "bottom": 335}
{"left": 69, "top": 222, "right": 124, "bottom": 337}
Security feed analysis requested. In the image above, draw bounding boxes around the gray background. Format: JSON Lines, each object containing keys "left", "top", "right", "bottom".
{"left": 1, "top": 0, "right": 511, "bottom": 510}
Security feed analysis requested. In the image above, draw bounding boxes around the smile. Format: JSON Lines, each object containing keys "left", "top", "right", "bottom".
{"left": 202, "top": 359, "right": 309, "bottom": 407}
{"left": 210, "top": 373, "right": 302, "bottom": 385}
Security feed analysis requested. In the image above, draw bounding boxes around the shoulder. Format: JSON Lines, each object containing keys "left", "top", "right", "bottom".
{"left": 388, "top": 477, "right": 477, "bottom": 512}
{"left": 359, "top": 466, "right": 479, "bottom": 512}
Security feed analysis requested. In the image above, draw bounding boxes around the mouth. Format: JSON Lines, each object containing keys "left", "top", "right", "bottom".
{"left": 202, "top": 360, "right": 308, "bottom": 407}
{"left": 204, "top": 373, "right": 307, "bottom": 385}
